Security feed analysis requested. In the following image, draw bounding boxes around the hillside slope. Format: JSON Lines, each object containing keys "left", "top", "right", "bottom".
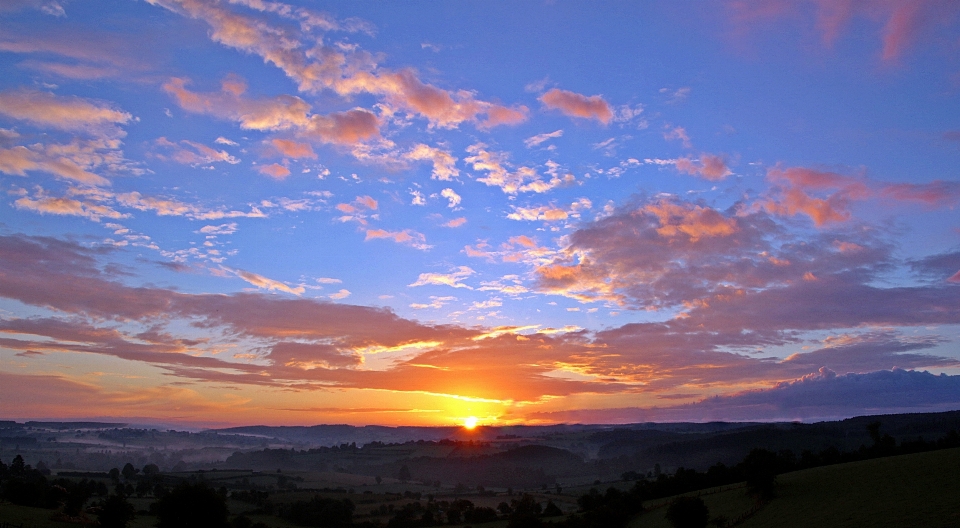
{"left": 633, "top": 447, "right": 960, "bottom": 528}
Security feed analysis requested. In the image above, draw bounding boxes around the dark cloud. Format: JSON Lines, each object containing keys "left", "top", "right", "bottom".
{"left": 529, "top": 369, "right": 960, "bottom": 423}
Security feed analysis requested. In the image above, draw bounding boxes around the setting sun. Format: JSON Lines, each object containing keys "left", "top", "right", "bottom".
{"left": 464, "top": 416, "right": 478, "bottom": 429}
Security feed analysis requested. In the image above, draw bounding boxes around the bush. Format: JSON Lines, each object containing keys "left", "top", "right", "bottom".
{"left": 741, "top": 449, "right": 778, "bottom": 500}
{"left": 665, "top": 496, "right": 709, "bottom": 528}
{"left": 98, "top": 494, "right": 136, "bottom": 528}
{"left": 154, "top": 482, "right": 229, "bottom": 528}
{"left": 280, "top": 496, "right": 354, "bottom": 527}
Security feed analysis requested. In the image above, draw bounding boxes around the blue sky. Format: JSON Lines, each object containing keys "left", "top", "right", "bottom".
{"left": 0, "top": 0, "right": 958, "bottom": 427}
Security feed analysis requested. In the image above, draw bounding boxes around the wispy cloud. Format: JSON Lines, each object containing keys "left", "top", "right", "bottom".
{"left": 408, "top": 266, "right": 475, "bottom": 289}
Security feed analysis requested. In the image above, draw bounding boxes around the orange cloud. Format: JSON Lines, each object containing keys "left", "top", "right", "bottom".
{"left": 539, "top": 88, "right": 613, "bottom": 124}
{"left": 643, "top": 201, "right": 739, "bottom": 242}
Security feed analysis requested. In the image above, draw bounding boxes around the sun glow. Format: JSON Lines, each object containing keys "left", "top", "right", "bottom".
{"left": 463, "top": 416, "right": 478, "bottom": 429}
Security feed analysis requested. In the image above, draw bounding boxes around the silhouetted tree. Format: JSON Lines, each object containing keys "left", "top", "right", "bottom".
{"left": 10, "top": 454, "right": 25, "bottom": 475}
{"left": 63, "top": 481, "right": 93, "bottom": 516}
{"left": 508, "top": 494, "right": 544, "bottom": 528}
{"left": 279, "top": 495, "right": 354, "bottom": 527}
{"left": 866, "top": 422, "right": 896, "bottom": 454}
{"left": 155, "top": 482, "right": 229, "bottom": 528}
{"left": 121, "top": 463, "right": 138, "bottom": 481}
{"left": 98, "top": 493, "right": 136, "bottom": 528}
{"left": 543, "top": 500, "right": 563, "bottom": 517}
{"left": 741, "top": 449, "right": 778, "bottom": 500}
{"left": 397, "top": 464, "right": 411, "bottom": 483}
{"left": 143, "top": 463, "right": 161, "bottom": 476}
{"left": 665, "top": 496, "right": 709, "bottom": 528}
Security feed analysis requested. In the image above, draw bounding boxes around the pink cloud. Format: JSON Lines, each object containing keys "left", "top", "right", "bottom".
{"left": 675, "top": 154, "right": 732, "bottom": 181}
{"left": 664, "top": 126, "right": 692, "bottom": 148}
{"left": 761, "top": 166, "right": 959, "bottom": 226}
{"left": 152, "top": 0, "right": 525, "bottom": 130}
{"left": 539, "top": 88, "right": 613, "bottom": 124}
{"left": 163, "top": 76, "right": 312, "bottom": 131}
{"left": 18, "top": 60, "right": 119, "bottom": 80}
{"left": 879, "top": 180, "right": 960, "bottom": 207}
{"left": 0, "top": 143, "right": 111, "bottom": 186}
{"left": 230, "top": 268, "right": 305, "bottom": 295}
{"left": 15, "top": 191, "right": 126, "bottom": 222}
{"left": 0, "top": 25, "right": 160, "bottom": 81}
{"left": 355, "top": 195, "right": 378, "bottom": 210}
{"left": 404, "top": 144, "right": 459, "bottom": 181}
{"left": 726, "top": 0, "right": 960, "bottom": 62}
{"left": 761, "top": 166, "right": 870, "bottom": 226}
{"left": 0, "top": 90, "right": 132, "bottom": 138}
{"left": 153, "top": 137, "right": 240, "bottom": 166}
{"left": 163, "top": 76, "right": 380, "bottom": 146}
{"left": 304, "top": 108, "right": 380, "bottom": 145}
{"left": 258, "top": 163, "right": 290, "bottom": 179}
{"left": 481, "top": 104, "right": 529, "bottom": 128}
{"left": 0, "top": 232, "right": 958, "bottom": 415}
{"left": 270, "top": 138, "right": 316, "bottom": 159}
{"left": 365, "top": 229, "right": 429, "bottom": 250}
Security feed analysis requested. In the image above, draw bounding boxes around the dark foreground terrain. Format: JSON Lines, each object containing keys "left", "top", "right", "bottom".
{"left": 630, "top": 447, "right": 960, "bottom": 528}
{"left": 0, "top": 410, "right": 958, "bottom": 527}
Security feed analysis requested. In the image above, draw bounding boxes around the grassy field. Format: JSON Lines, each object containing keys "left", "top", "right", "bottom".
{"left": 631, "top": 447, "right": 960, "bottom": 528}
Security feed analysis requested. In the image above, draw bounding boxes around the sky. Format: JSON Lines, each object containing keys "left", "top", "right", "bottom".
{"left": 1, "top": 0, "right": 959, "bottom": 428}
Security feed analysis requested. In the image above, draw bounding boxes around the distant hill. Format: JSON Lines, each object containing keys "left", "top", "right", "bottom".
{"left": 598, "top": 410, "right": 960, "bottom": 472}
